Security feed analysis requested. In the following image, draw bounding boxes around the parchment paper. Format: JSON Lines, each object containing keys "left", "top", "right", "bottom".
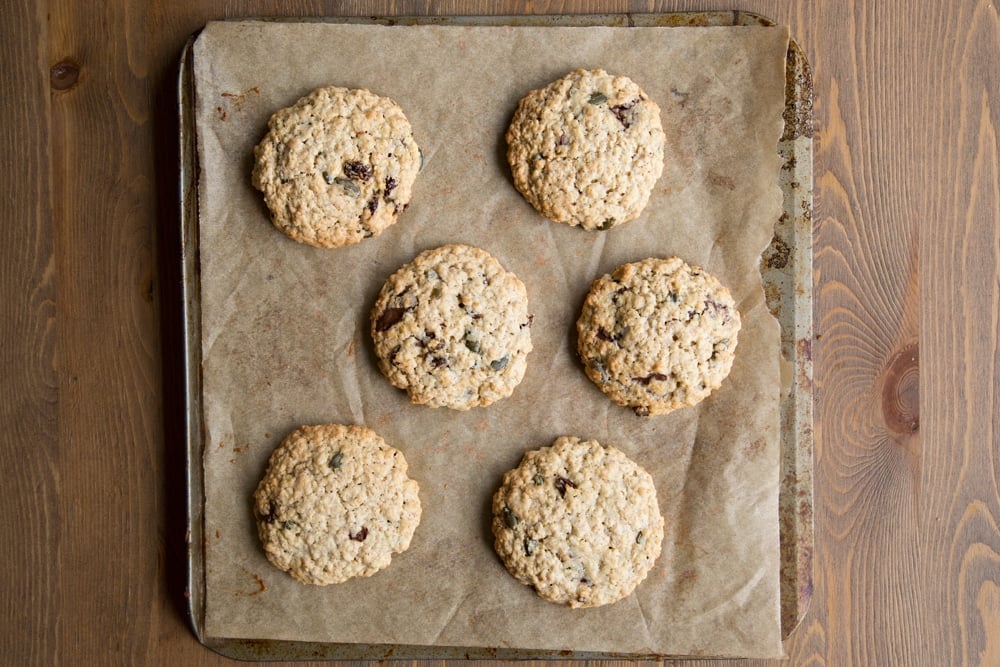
{"left": 193, "top": 20, "right": 789, "bottom": 658}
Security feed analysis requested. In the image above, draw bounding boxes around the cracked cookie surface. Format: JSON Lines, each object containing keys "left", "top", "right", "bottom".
{"left": 252, "top": 424, "right": 421, "bottom": 585}
{"left": 370, "top": 244, "right": 533, "bottom": 410}
{"left": 252, "top": 86, "right": 420, "bottom": 248}
{"left": 577, "top": 257, "right": 741, "bottom": 416}
{"left": 492, "top": 436, "right": 664, "bottom": 608}
{"left": 506, "top": 69, "right": 665, "bottom": 231}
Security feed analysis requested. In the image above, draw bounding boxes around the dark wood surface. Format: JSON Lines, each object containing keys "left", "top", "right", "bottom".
{"left": 3, "top": 1, "right": 997, "bottom": 665}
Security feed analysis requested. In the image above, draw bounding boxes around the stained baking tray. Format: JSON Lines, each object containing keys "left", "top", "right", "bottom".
{"left": 179, "top": 11, "right": 813, "bottom": 660}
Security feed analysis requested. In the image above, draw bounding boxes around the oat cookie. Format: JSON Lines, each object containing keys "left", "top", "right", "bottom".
{"left": 370, "top": 244, "right": 533, "bottom": 410}
{"left": 577, "top": 257, "right": 742, "bottom": 416}
{"left": 506, "top": 69, "right": 665, "bottom": 231}
{"left": 252, "top": 86, "right": 420, "bottom": 248}
{"left": 252, "top": 424, "right": 421, "bottom": 585}
{"left": 492, "top": 436, "right": 664, "bottom": 608}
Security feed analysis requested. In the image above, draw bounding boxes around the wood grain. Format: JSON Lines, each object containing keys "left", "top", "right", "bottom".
{"left": 1, "top": 1, "right": 57, "bottom": 666}
{"left": 3, "top": 0, "right": 998, "bottom": 665}
{"left": 920, "top": 2, "right": 1000, "bottom": 667}
{"left": 47, "top": 0, "right": 164, "bottom": 662}
{"left": 807, "top": 1, "right": 926, "bottom": 664}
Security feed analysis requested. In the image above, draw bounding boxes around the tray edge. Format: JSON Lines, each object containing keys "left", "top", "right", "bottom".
{"left": 178, "top": 11, "right": 815, "bottom": 660}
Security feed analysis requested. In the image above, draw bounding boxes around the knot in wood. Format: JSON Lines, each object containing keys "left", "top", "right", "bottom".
{"left": 881, "top": 342, "right": 919, "bottom": 435}
{"left": 50, "top": 60, "right": 79, "bottom": 90}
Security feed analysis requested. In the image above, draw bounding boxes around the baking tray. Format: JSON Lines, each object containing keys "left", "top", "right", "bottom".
{"left": 179, "top": 11, "right": 813, "bottom": 660}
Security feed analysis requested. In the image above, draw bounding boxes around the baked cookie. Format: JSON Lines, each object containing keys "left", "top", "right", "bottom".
{"left": 252, "top": 86, "right": 420, "bottom": 248}
{"left": 577, "top": 257, "right": 741, "bottom": 416}
{"left": 492, "top": 436, "right": 664, "bottom": 608}
{"left": 252, "top": 424, "right": 421, "bottom": 585}
{"left": 371, "top": 244, "right": 533, "bottom": 410}
{"left": 506, "top": 69, "right": 665, "bottom": 231}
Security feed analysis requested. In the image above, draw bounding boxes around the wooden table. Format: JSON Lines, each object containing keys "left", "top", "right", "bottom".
{"left": 4, "top": 1, "right": 997, "bottom": 665}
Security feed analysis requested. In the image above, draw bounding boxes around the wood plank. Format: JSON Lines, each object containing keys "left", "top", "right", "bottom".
{"left": 920, "top": 2, "right": 1000, "bottom": 667}
{"left": 806, "top": 0, "right": 925, "bottom": 663}
{"left": 0, "top": 1, "right": 58, "bottom": 666}
{"left": 47, "top": 0, "right": 164, "bottom": 663}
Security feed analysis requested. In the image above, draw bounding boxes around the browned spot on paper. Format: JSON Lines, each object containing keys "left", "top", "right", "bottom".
{"left": 743, "top": 438, "right": 766, "bottom": 459}
{"left": 220, "top": 86, "right": 261, "bottom": 113}
{"left": 216, "top": 106, "right": 227, "bottom": 121}
{"left": 347, "top": 337, "right": 357, "bottom": 357}
{"left": 677, "top": 568, "right": 698, "bottom": 589}
{"left": 461, "top": 442, "right": 484, "bottom": 462}
{"left": 707, "top": 171, "right": 736, "bottom": 191}
{"left": 215, "top": 530, "right": 221, "bottom": 539}
{"left": 474, "top": 419, "right": 490, "bottom": 432}
{"left": 238, "top": 567, "right": 268, "bottom": 596}
{"left": 249, "top": 573, "right": 266, "bottom": 596}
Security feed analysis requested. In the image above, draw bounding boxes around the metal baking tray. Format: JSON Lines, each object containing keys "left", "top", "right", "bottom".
{"left": 179, "top": 11, "right": 813, "bottom": 660}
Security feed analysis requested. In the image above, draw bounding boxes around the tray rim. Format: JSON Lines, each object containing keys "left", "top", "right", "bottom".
{"left": 179, "top": 11, "right": 814, "bottom": 661}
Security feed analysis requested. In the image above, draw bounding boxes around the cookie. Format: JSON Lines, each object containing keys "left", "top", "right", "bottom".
{"left": 252, "top": 424, "right": 421, "bottom": 585}
{"left": 252, "top": 86, "right": 420, "bottom": 248}
{"left": 370, "top": 244, "right": 533, "bottom": 410}
{"left": 576, "top": 257, "right": 741, "bottom": 416}
{"left": 506, "top": 69, "right": 665, "bottom": 231}
{"left": 492, "top": 436, "right": 664, "bottom": 608}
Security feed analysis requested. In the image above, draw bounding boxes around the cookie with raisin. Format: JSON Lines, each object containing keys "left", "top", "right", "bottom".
{"left": 492, "top": 436, "right": 664, "bottom": 608}
{"left": 252, "top": 424, "right": 421, "bottom": 585}
{"left": 252, "top": 86, "right": 420, "bottom": 248}
{"left": 506, "top": 69, "right": 665, "bottom": 230}
{"left": 370, "top": 244, "right": 533, "bottom": 410}
{"left": 577, "top": 257, "right": 741, "bottom": 416}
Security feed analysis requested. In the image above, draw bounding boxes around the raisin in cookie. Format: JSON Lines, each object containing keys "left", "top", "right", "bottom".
{"left": 252, "top": 424, "right": 421, "bottom": 585}
{"left": 577, "top": 257, "right": 741, "bottom": 416}
{"left": 370, "top": 244, "right": 533, "bottom": 410}
{"left": 506, "top": 69, "right": 665, "bottom": 231}
{"left": 492, "top": 436, "right": 664, "bottom": 608}
{"left": 252, "top": 86, "right": 420, "bottom": 248}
